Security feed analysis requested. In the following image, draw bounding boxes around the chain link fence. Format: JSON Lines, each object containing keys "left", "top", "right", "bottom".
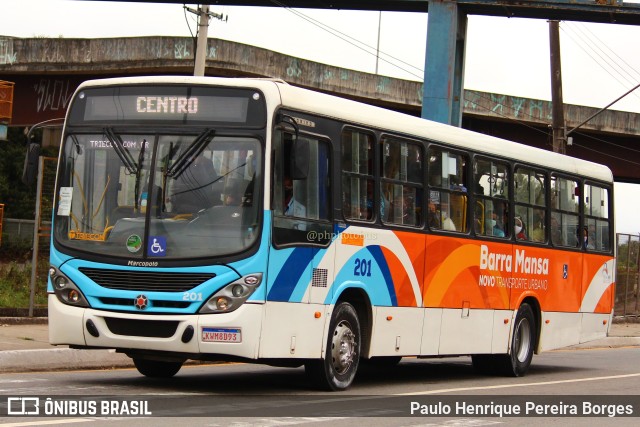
{"left": 615, "top": 233, "right": 640, "bottom": 319}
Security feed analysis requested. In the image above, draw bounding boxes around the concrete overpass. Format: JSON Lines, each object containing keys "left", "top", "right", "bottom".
{"left": 1, "top": 35, "right": 639, "bottom": 182}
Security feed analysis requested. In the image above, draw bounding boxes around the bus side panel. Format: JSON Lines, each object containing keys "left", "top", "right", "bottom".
{"left": 420, "top": 308, "right": 442, "bottom": 355}
{"left": 438, "top": 308, "right": 494, "bottom": 355}
{"left": 423, "top": 236, "right": 511, "bottom": 310}
{"left": 578, "top": 253, "right": 615, "bottom": 343}
{"left": 369, "top": 306, "right": 423, "bottom": 356}
{"left": 580, "top": 254, "right": 615, "bottom": 314}
{"left": 330, "top": 227, "right": 424, "bottom": 308}
{"left": 259, "top": 302, "right": 328, "bottom": 359}
{"left": 579, "top": 312, "right": 612, "bottom": 343}
{"left": 508, "top": 245, "right": 582, "bottom": 313}
{"left": 538, "top": 311, "right": 582, "bottom": 351}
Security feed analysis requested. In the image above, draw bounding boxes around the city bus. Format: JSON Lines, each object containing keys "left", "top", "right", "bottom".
{"left": 45, "top": 76, "right": 615, "bottom": 391}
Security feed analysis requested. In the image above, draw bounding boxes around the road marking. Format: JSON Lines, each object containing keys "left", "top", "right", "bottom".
{"left": 398, "top": 372, "right": 640, "bottom": 395}
{"left": 0, "top": 419, "right": 92, "bottom": 427}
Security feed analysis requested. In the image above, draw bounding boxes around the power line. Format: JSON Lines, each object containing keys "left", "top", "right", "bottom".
{"left": 561, "top": 24, "right": 640, "bottom": 103}
{"left": 269, "top": 0, "right": 425, "bottom": 80}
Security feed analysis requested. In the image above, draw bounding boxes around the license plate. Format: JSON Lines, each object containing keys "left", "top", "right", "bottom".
{"left": 202, "top": 327, "right": 242, "bottom": 343}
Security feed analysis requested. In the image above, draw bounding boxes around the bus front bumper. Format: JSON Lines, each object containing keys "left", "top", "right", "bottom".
{"left": 48, "top": 295, "right": 263, "bottom": 360}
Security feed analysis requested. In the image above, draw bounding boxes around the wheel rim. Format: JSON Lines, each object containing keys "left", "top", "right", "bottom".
{"left": 514, "top": 317, "right": 532, "bottom": 363}
{"left": 330, "top": 320, "right": 357, "bottom": 375}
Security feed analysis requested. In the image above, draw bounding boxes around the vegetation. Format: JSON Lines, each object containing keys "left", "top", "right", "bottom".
{"left": 0, "top": 126, "right": 58, "bottom": 220}
{"left": 0, "top": 260, "right": 48, "bottom": 308}
{"left": 1, "top": 127, "right": 56, "bottom": 309}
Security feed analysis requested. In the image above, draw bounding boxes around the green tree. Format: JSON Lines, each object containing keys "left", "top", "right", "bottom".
{"left": 0, "top": 127, "right": 58, "bottom": 219}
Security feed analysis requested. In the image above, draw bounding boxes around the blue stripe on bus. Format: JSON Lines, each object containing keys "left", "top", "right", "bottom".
{"left": 367, "top": 245, "right": 397, "bottom": 306}
{"left": 267, "top": 247, "right": 315, "bottom": 302}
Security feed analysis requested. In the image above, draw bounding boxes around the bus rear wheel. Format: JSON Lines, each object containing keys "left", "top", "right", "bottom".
{"left": 133, "top": 358, "right": 183, "bottom": 378}
{"left": 472, "top": 303, "right": 536, "bottom": 377}
{"left": 305, "top": 301, "right": 361, "bottom": 391}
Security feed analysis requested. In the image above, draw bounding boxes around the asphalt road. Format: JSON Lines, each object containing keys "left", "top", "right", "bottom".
{"left": 1, "top": 345, "right": 639, "bottom": 426}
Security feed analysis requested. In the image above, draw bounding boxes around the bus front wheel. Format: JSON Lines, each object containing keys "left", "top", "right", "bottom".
{"left": 133, "top": 358, "right": 183, "bottom": 378}
{"left": 305, "top": 301, "right": 361, "bottom": 391}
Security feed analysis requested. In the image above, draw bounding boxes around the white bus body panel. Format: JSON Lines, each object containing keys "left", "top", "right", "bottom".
{"left": 258, "top": 302, "right": 329, "bottom": 359}
{"left": 579, "top": 312, "right": 612, "bottom": 343}
{"left": 539, "top": 311, "right": 581, "bottom": 351}
{"left": 369, "top": 306, "right": 423, "bottom": 356}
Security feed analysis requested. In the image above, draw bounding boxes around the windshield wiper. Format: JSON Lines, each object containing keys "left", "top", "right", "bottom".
{"left": 104, "top": 128, "right": 137, "bottom": 175}
{"left": 134, "top": 139, "right": 147, "bottom": 211}
{"left": 166, "top": 129, "right": 216, "bottom": 178}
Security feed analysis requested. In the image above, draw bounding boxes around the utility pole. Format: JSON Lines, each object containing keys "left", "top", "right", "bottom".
{"left": 549, "top": 20, "right": 566, "bottom": 154}
{"left": 194, "top": 5, "right": 210, "bottom": 77}
{"left": 375, "top": 11, "right": 382, "bottom": 75}
{"left": 185, "top": 5, "right": 227, "bottom": 77}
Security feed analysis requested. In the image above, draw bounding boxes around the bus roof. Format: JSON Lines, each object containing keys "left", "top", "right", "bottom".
{"left": 75, "top": 76, "right": 613, "bottom": 184}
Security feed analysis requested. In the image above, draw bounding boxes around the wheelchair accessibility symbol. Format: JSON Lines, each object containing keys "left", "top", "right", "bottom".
{"left": 148, "top": 236, "right": 167, "bottom": 257}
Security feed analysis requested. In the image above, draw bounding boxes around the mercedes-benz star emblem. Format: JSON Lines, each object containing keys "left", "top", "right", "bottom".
{"left": 134, "top": 294, "right": 148, "bottom": 310}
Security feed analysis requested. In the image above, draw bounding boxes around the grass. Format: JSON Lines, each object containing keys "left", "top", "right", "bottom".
{"left": 0, "top": 260, "right": 49, "bottom": 309}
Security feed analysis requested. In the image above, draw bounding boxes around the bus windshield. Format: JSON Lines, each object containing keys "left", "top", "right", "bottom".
{"left": 53, "top": 130, "right": 261, "bottom": 261}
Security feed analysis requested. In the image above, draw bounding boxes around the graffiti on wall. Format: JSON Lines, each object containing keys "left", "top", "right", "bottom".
{"left": 33, "top": 79, "right": 74, "bottom": 113}
{"left": 0, "top": 38, "right": 17, "bottom": 65}
{"left": 464, "top": 91, "right": 553, "bottom": 122}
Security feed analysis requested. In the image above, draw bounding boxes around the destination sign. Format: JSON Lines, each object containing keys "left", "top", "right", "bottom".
{"left": 67, "top": 85, "right": 266, "bottom": 127}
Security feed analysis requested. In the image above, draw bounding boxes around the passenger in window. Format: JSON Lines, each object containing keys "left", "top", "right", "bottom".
{"left": 489, "top": 201, "right": 508, "bottom": 237}
{"left": 515, "top": 216, "right": 527, "bottom": 240}
{"left": 578, "top": 226, "right": 589, "bottom": 250}
{"left": 587, "top": 224, "right": 597, "bottom": 250}
{"left": 440, "top": 200, "right": 456, "bottom": 231}
{"left": 224, "top": 183, "right": 244, "bottom": 206}
{"left": 490, "top": 210, "right": 505, "bottom": 237}
{"left": 531, "top": 211, "right": 545, "bottom": 242}
{"left": 428, "top": 200, "right": 441, "bottom": 229}
{"left": 283, "top": 175, "right": 306, "bottom": 218}
{"left": 364, "top": 180, "right": 386, "bottom": 220}
{"left": 170, "top": 150, "right": 219, "bottom": 214}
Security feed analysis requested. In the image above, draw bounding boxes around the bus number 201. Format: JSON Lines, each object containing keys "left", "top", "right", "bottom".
{"left": 354, "top": 258, "right": 372, "bottom": 277}
{"left": 182, "top": 292, "right": 203, "bottom": 301}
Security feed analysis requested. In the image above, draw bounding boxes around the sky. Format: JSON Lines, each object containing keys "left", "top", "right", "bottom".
{"left": 1, "top": 0, "right": 639, "bottom": 234}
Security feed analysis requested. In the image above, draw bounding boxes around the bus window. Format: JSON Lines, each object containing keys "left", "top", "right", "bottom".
{"left": 514, "top": 168, "right": 547, "bottom": 243}
{"left": 342, "top": 129, "right": 375, "bottom": 221}
{"left": 381, "top": 136, "right": 423, "bottom": 226}
{"left": 584, "top": 183, "right": 611, "bottom": 251}
{"left": 474, "top": 158, "right": 509, "bottom": 238}
{"left": 428, "top": 146, "right": 468, "bottom": 232}
{"left": 550, "top": 175, "right": 580, "bottom": 248}
{"left": 273, "top": 129, "right": 332, "bottom": 246}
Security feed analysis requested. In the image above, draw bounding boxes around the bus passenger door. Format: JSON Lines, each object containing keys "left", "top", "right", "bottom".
{"left": 261, "top": 128, "right": 333, "bottom": 359}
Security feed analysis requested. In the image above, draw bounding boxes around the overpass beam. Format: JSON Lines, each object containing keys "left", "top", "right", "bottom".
{"left": 422, "top": 0, "right": 467, "bottom": 126}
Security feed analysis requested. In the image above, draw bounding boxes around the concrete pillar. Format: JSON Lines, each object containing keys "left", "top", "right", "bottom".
{"left": 422, "top": 0, "right": 468, "bottom": 126}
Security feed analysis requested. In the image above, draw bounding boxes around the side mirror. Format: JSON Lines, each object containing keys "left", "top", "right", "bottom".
{"left": 22, "top": 142, "right": 41, "bottom": 185}
{"left": 290, "top": 139, "right": 309, "bottom": 180}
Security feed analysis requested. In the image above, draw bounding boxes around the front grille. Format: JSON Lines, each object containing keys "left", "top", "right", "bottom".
{"left": 104, "top": 317, "right": 179, "bottom": 338}
{"left": 80, "top": 268, "right": 215, "bottom": 292}
{"left": 99, "top": 297, "right": 190, "bottom": 309}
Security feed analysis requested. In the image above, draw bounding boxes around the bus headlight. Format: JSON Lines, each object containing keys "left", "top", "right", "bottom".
{"left": 199, "top": 273, "right": 262, "bottom": 314}
{"left": 49, "top": 266, "right": 90, "bottom": 308}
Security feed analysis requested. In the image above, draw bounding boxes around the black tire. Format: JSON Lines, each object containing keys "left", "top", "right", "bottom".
{"left": 506, "top": 303, "right": 536, "bottom": 376}
{"left": 472, "top": 303, "right": 536, "bottom": 377}
{"left": 305, "top": 302, "right": 361, "bottom": 391}
{"left": 133, "top": 358, "right": 183, "bottom": 378}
